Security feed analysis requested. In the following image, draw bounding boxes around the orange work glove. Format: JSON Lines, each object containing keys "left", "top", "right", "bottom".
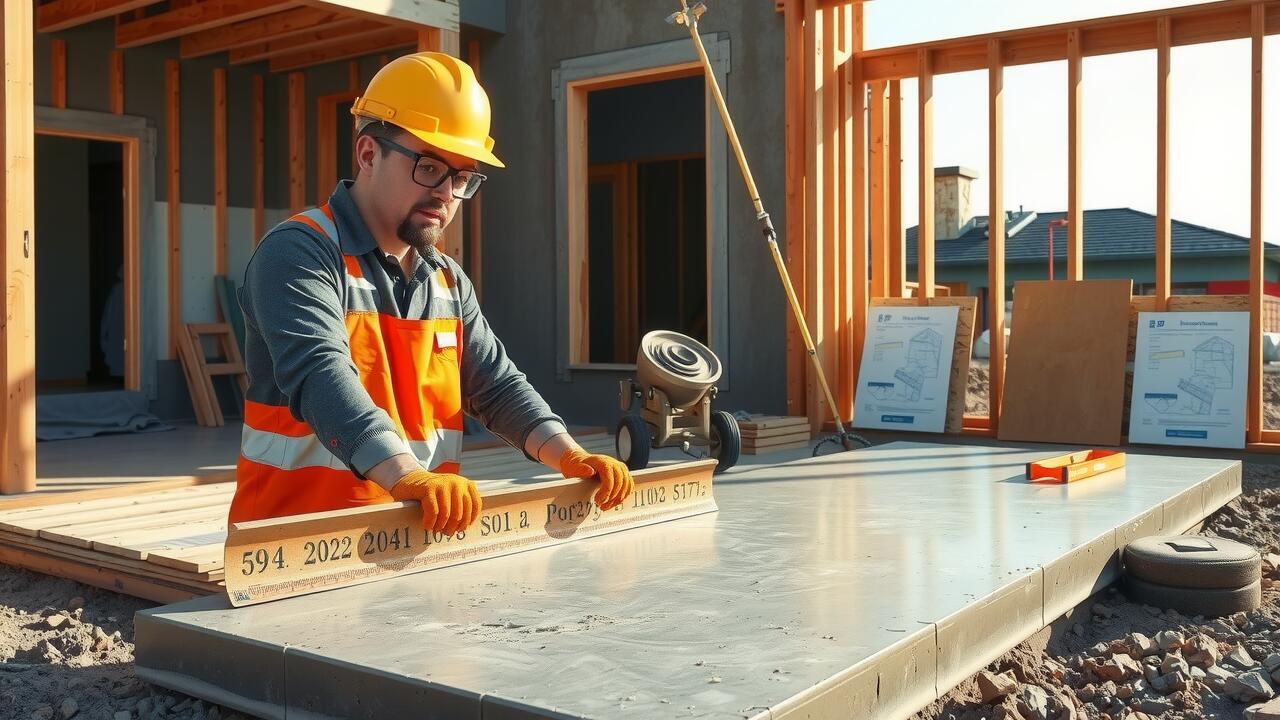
{"left": 559, "top": 448, "right": 634, "bottom": 511}
{"left": 389, "top": 469, "right": 481, "bottom": 536}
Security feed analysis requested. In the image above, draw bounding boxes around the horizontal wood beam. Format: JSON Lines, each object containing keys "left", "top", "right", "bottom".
{"left": 299, "top": 0, "right": 458, "bottom": 32}
{"left": 228, "top": 19, "right": 388, "bottom": 65}
{"left": 179, "top": 6, "right": 352, "bottom": 59}
{"left": 859, "top": 0, "right": 1280, "bottom": 81}
{"left": 269, "top": 28, "right": 416, "bottom": 72}
{"left": 37, "top": 0, "right": 163, "bottom": 33}
{"left": 115, "top": 0, "right": 299, "bottom": 49}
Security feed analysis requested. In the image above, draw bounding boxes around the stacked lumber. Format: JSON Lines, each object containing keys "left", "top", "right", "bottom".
{"left": 738, "top": 415, "right": 812, "bottom": 455}
{"left": 0, "top": 483, "right": 231, "bottom": 603}
{"left": 0, "top": 432, "right": 615, "bottom": 602}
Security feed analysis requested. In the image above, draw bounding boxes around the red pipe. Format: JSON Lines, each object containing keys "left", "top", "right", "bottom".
{"left": 1047, "top": 218, "right": 1069, "bottom": 280}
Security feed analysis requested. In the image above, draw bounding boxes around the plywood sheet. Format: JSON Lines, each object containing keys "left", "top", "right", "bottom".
{"left": 999, "top": 280, "right": 1132, "bottom": 446}
{"left": 871, "top": 296, "right": 978, "bottom": 433}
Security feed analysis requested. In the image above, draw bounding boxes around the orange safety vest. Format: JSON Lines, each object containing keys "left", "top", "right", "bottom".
{"left": 228, "top": 204, "right": 465, "bottom": 523}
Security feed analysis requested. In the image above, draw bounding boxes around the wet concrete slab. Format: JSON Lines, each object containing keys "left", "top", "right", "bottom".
{"left": 135, "top": 441, "right": 1240, "bottom": 719}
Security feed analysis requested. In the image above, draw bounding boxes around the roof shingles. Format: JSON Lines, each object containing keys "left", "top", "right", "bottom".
{"left": 905, "top": 208, "right": 1254, "bottom": 266}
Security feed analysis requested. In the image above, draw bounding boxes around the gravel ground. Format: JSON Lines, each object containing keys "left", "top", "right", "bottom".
{"left": 0, "top": 567, "right": 248, "bottom": 720}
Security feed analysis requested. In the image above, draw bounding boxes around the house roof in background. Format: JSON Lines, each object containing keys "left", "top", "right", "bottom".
{"left": 905, "top": 208, "right": 1265, "bottom": 266}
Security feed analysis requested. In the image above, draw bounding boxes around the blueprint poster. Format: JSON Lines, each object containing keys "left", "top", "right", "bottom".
{"left": 1129, "top": 311, "right": 1248, "bottom": 449}
{"left": 853, "top": 305, "right": 959, "bottom": 433}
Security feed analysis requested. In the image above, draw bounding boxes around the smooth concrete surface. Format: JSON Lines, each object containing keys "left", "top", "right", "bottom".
{"left": 135, "top": 442, "right": 1241, "bottom": 720}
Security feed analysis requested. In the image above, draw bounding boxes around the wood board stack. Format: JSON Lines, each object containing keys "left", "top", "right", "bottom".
{"left": 738, "top": 415, "right": 811, "bottom": 455}
{"left": 0, "top": 432, "right": 616, "bottom": 602}
{"left": 0, "top": 483, "right": 231, "bottom": 603}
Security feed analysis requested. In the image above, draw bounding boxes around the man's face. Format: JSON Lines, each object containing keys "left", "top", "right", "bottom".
{"left": 358, "top": 129, "right": 476, "bottom": 254}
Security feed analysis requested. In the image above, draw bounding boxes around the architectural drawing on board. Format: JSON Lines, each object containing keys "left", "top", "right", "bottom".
{"left": 1144, "top": 335, "right": 1234, "bottom": 416}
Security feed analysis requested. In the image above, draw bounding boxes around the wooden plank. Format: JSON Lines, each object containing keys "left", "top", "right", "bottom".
{"left": 804, "top": 0, "right": 825, "bottom": 431}
{"left": 123, "top": 136, "right": 141, "bottom": 391}
{"left": 213, "top": 68, "right": 227, "bottom": 277}
{"left": 180, "top": 7, "right": 351, "bottom": 59}
{"left": 917, "top": 49, "right": 934, "bottom": 303}
{"left": 868, "top": 80, "right": 888, "bottom": 299}
{"left": 37, "top": 0, "right": 163, "bottom": 32}
{"left": 288, "top": 72, "right": 305, "bottom": 214}
{"left": 1250, "top": 3, "right": 1265, "bottom": 439}
{"left": 847, "top": 3, "right": 867, "bottom": 426}
{"left": 743, "top": 439, "right": 811, "bottom": 456}
{"left": 1, "top": 0, "right": 35, "bottom": 495}
{"left": 0, "top": 473, "right": 232, "bottom": 512}
{"left": 115, "top": 0, "right": 298, "bottom": 49}
{"left": 0, "top": 531, "right": 221, "bottom": 583}
{"left": 1067, "top": 29, "right": 1083, "bottom": 280}
{"left": 742, "top": 430, "right": 813, "bottom": 449}
{"left": 0, "top": 542, "right": 208, "bottom": 603}
{"left": 166, "top": 59, "right": 180, "bottom": 360}
{"left": 0, "top": 486, "right": 234, "bottom": 536}
{"left": 438, "top": 29, "right": 464, "bottom": 263}
{"left": 299, "top": 0, "right": 458, "bottom": 32}
{"left": 224, "top": 461, "right": 716, "bottom": 606}
{"left": 1156, "top": 18, "right": 1171, "bottom": 310}
{"left": 999, "top": 280, "right": 1133, "bottom": 446}
{"left": 37, "top": 504, "right": 231, "bottom": 549}
{"left": 871, "top": 296, "right": 977, "bottom": 434}
{"left": 228, "top": 19, "right": 386, "bottom": 65}
{"left": 252, "top": 74, "right": 264, "bottom": 243}
{"left": 784, "top": 0, "right": 806, "bottom": 417}
{"left": 143, "top": 544, "right": 225, "bottom": 574}
{"left": 988, "top": 39, "right": 1006, "bottom": 430}
{"left": 566, "top": 81, "right": 589, "bottom": 365}
{"left": 51, "top": 40, "right": 67, "bottom": 109}
{"left": 888, "top": 79, "right": 904, "bottom": 297}
{"left": 110, "top": 51, "right": 124, "bottom": 114}
{"left": 269, "top": 28, "right": 416, "bottom": 73}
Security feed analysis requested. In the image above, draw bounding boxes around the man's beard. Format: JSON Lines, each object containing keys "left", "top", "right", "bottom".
{"left": 396, "top": 202, "right": 445, "bottom": 256}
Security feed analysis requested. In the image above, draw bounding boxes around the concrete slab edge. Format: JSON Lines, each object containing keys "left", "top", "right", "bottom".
{"left": 916, "top": 460, "right": 1243, "bottom": 720}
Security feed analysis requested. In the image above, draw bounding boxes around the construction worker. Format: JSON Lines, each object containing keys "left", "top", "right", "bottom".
{"left": 229, "top": 52, "right": 633, "bottom": 534}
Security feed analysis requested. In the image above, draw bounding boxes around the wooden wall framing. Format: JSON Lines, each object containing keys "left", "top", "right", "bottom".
{"left": 781, "top": 0, "right": 1280, "bottom": 450}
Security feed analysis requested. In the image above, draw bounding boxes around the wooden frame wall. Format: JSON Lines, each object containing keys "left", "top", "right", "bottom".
{"left": 789, "top": 0, "right": 1280, "bottom": 447}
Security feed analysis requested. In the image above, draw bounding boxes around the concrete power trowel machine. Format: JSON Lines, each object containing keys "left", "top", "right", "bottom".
{"left": 616, "top": 330, "right": 740, "bottom": 474}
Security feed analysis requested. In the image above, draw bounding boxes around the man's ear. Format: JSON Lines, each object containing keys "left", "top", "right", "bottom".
{"left": 353, "top": 134, "right": 379, "bottom": 176}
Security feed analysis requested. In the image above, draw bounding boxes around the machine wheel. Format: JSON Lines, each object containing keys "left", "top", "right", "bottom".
{"left": 708, "top": 411, "right": 741, "bottom": 474}
{"left": 616, "top": 415, "right": 652, "bottom": 471}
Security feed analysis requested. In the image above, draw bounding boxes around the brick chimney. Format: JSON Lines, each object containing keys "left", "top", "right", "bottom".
{"left": 934, "top": 166, "right": 979, "bottom": 240}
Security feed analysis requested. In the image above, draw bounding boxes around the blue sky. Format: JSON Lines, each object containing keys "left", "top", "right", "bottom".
{"left": 863, "top": 0, "right": 1279, "bottom": 246}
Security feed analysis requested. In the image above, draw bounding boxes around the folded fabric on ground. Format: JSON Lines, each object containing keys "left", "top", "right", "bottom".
{"left": 37, "top": 390, "right": 173, "bottom": 441}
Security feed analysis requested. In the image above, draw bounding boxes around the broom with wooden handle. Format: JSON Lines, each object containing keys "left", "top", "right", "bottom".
{"left": 667, "top": 1, "right": 868, "bottom": 454}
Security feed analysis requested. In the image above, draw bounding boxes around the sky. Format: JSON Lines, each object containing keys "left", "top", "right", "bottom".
{"left": 862, "top": 0, "right": 1280, "bottom": 244}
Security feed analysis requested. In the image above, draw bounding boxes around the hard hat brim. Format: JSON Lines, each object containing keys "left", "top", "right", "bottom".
{"left": 401, "top": 123, "right": 506, "bottom": 170}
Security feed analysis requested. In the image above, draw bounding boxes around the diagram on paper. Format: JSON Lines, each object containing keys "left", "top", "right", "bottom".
{"left": 867, "top": 328, "right": 943, "bottom": 402}
{"left": 1143, "top": 335, "right": 1234, "bottom": 416}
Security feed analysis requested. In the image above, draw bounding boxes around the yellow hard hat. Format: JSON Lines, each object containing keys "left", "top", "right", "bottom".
{"left": 351, "top": 52, "right": 504, "bottom": 168}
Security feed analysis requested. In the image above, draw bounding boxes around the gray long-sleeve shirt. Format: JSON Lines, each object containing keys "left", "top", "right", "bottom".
{"left": 239, "top": 181, "right": 567, "bottom": 485}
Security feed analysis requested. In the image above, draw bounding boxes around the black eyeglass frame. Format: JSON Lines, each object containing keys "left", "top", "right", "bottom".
{"left": 371, "top": 136, "right": 487, "bottom": 199}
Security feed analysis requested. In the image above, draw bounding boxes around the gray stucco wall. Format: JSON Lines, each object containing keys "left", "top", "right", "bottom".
{"left": 476, "top": 0, "right": 788, "bottom": 428}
